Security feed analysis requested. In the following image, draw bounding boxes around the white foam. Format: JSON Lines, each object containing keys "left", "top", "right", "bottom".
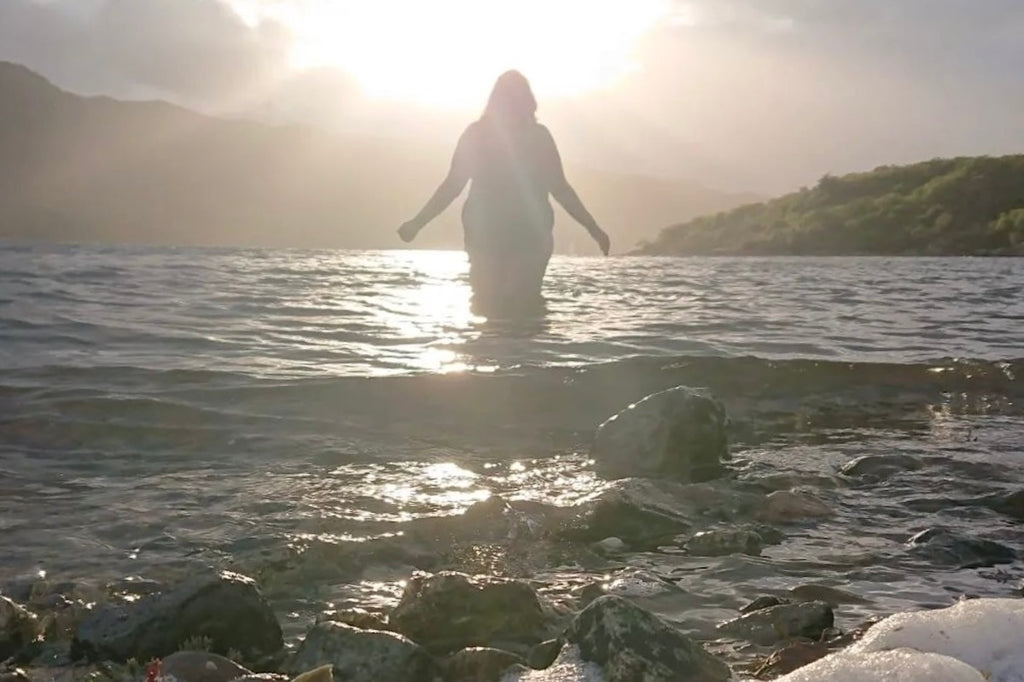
{"left": 771, "top": 597, "right": 1024, "bottom": 682}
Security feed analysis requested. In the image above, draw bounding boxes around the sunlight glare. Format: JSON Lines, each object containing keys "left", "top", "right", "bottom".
{"left": 290, "top": 0, "right": 672, "bottom": 107}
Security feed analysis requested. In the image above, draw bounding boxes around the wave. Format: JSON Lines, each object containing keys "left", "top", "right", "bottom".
{"left": 2, "top": 356, "right": 1020, "bottom": 450}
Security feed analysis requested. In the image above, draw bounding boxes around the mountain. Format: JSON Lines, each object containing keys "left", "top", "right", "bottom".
{"left": 637, "top": 156, "right": 1024, "bottom": 256}
{"left": 0, "top": 62, "right": 754, "bottom": 253}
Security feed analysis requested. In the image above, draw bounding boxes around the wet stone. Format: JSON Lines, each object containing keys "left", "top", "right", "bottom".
{"left": 315, "top": 608, "right": 389, "bottom": 631}
{"left": 72, "top": 571, "right": 282, "bottom": 670}
{"left": 756, "top": 491, "right": 834, "bottom": 523}
{"left": 740, "top": 596, "right": 789, "bottom": 614}
{"left": 840, "top": 454, "right": 924, "bottom": 479}
{"left": 567, "top": 595, "right": 731, "bottom": 682}
{"left": 526, "top": 639, "right": 563, "bottom": 670}
{"left": 685, "top": 528, "right": 764, "bottom": 556}
{"left": 159, "top": 650, "right": 251, "bottom": 682}
{"left": 285, "top": 621, "right": 437, "bottom": 682}
{"left": 717, "top": 600, "right": 834, "bottom": 646}
{"left": 592, "top": 386, "right": 729, "bottom": 481}
{"left": 441, "top": 647, "right": 526, "bottom": 682}
{"left": 906, "top": 527, "right": 1017, "bottom": 569}
{"left": 0, "top": 596, "right": 40, "bottom": 661}
{"left": 980, "top": 489, "right": 1024, "bottom": 521}
{"left": 389, "top": 572, "right": 548, "bottom": 653}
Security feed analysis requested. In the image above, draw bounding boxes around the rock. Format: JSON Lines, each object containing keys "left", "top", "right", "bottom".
{"left": 285, "top": 621, "right": 437, "bottom": 682}
{"left": 0, "top": 596, "right": 40, "bottom": 660}
{"left": 591, "top": 386, "right": 729, "bottom": 481}
{"left": 979, "top": 489, "right": 1024, "bottom": 521}
{"left": 559, "top": 478, "right": 756, "bottom": 548}
{"left": 389, "top": 572, "right": 547, "bottom": 653}
{"left": 740, "top": 596, "right": 789, "bottom": 613}
{"left": 72, "top": 571, "right": 282, "bottom": 670}
{"left": 230, "top": 676, "right": 290, "bottom": 682}
{"left": 441, "top": 647, "right": 526, "bottom": 682}
{"left": 757, "top": 491, "right": 834, "bottom": 523}
{"left": 288, "top": 667, "right": 331, "bottom": 682}
{"left": 0, "top": 669, "right": 30, "bottom": 682}
{"left": 160, "top": 651, "right": 251, "bottom": 682}
{"left": 601, "top": 569, "right": 680, "bottom": 599}
{"left": 594, "top": 537, "right": 627, "bottom": 556}
{"left": 526, "top": 639, "right": 563, "bottom": 669}
{"left": 567, "top": 595, "right": 731, "bottom": 682}
{"left": 717, "top": 601, "right": 834, "bottom": 645}
{"left": 789, "top": 584, "right": 872, "bottom": 606}
{"left": 906, "top": 527, "right": 1017, "bottom": 569}
{"left": 315, "top": 609, "right": 389, "bottom": 631}
{"left": 752, "top": 639, "right": 831, "bottom": 677}
{"left": 685, "top": 528, "right": 763, "bottom": 556}
{"left": 840, "top": 454, "right": 923, "bottom": 479}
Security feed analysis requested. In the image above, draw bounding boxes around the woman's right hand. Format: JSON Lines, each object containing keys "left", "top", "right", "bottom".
{"left": 397, "top": 221, "right": 421, "bottom": 243}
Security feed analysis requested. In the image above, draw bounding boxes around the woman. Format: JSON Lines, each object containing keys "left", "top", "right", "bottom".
{"left": 398, "top": 71, "right": 610, "bottom": 314}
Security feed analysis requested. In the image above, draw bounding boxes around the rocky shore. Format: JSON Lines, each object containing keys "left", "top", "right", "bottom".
{"left": 3, "top": 386, "right": 1022, "bottom": 681}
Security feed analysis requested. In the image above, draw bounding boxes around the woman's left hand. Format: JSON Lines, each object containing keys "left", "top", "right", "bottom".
{"left": 591, "top": 228, "right": 611, "bottom": 256}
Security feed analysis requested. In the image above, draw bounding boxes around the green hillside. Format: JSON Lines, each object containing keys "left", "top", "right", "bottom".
{"left": 638, "top": 156, "right": 1024, "bottom": 256}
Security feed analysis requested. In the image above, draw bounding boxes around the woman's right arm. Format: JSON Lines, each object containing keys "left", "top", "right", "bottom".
{"left": 398, "top": 126, "right": 474, "bottom": 242}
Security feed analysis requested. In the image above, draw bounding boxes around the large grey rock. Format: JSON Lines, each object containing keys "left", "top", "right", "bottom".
{"left": 441, "top": 647, "right": 526, "bottom": 682}
{"left": 159, "top": 650, "right": 251, "bottom": 682}
{"left": 592, "top": 387, "right": 728, "bottom": 481}
{"left": 285, "top": 621, "right": 437, "bottom": 682}
{"left": 559, "top": 478, "right": 756, "bottom": 548}
{"left": 567, "top": 595, "right": 731, "bottom": 682}
{"left": 72, "top": 571, "right": 282, "bottom": 669}
{"left": 906, "top": 527, "right": 1017, "bottom": 569}
{"left": 716, "top": 600, "right": 834, "bottom": 645}
{"left": 0, "top": 596, "right": 39, "bottom": 660}
{"left": 390, "top": 572, "right": 547, "bottom": 653}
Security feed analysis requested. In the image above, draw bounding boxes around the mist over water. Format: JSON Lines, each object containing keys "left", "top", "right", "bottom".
{"left": 1, "top": 244, "right": 1022, "bottom": 654}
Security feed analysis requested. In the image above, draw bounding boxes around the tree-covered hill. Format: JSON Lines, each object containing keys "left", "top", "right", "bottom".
{"left": 638, "top": 156, "right": 1024, "bottom": 256}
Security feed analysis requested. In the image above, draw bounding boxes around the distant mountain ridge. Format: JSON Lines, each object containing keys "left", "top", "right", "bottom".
{"left": 0, "top": 62, "right": 755, "bottom": 253}
{"left": 637, "top": 156, "right": 1024, "bottom": 256}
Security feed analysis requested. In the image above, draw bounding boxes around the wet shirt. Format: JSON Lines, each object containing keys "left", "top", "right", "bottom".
{"left": 455, "top": 119, "right": 563, "bottom": 237}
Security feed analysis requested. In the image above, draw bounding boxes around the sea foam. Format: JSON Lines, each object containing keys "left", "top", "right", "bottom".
{"left": 773, "top": 597, "right": 1024, "bottom": 682}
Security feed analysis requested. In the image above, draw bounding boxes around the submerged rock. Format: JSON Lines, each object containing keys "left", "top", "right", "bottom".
{"left": 559, "top": 478, "right": 756, "bottom": 548}
{"left": 441, "top": 647, "right": 526, "bottom": 682}
{"left": 567, "top": 595, "right": 731, "bottom": 682}
{"left": 979, "top": 489, "right": 1024, "bottom": 521}
{"left": 160, "top": 650, "right": 251, "bottom": 682}
{"left": 717, "top": 601, "right": 834, "bottom": 645}
{"left": 591, "top": 386, "right": 729, "bottom": 481}
{"left": 389, "top": 572, "right": 548, "bottom": 653}
{"left": 906, "top": 527, "right": 1017, "bottom": 569}
{"left": 285, "top": 621, "right": 437, "bottom": 682}
{"left": 0, "top": 596, "right": 40, "bottom": 661}
{"left": 72, "top": 571, "right": 282, "bottom": 669}
{"left": 684, "top": 528, "right": 764, "bottom": 556}
{"left": 789, "top": 584, "right": 872, "bottom": 607}
{"left": 315, "top": 608, "right": 389, "bottom": 632}
{"left": 840, "top": 454, "right": 924, "bottom": 479}
{"left": 757, "top": 491, "right": 834, "bottom": 523}
{"left": 740, "top": 596, "right": 789, "bottom": 614}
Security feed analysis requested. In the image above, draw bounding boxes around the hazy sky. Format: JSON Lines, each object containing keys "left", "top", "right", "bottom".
{"left": 2, "top": 0, "right": 1022, "bottom": 193}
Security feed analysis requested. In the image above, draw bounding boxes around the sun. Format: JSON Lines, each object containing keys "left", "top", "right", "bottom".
{"left": 287, "top": 0, "right": 671, "bottom": 108}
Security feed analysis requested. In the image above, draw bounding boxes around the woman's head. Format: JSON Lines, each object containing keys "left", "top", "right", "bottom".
{"left": 483, "top": 70, "right": 537, "bottom": 124}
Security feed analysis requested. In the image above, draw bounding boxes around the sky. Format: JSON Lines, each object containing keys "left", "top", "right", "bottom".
{"left": 2, "top": 0, "right": 1022, "bottom": 194}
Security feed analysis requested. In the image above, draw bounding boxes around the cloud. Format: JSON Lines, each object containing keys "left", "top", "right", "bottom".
{"left": 0, "top": 0, "right": 291, "bottom": 105}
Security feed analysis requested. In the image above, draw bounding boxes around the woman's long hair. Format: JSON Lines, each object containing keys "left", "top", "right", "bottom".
{"left": 482, "top": 70, "right": 537, "bottom": 125}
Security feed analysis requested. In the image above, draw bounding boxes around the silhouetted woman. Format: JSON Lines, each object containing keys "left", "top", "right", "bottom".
{"left": 398, "top": 71, "right": 610, "bottom": 314}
